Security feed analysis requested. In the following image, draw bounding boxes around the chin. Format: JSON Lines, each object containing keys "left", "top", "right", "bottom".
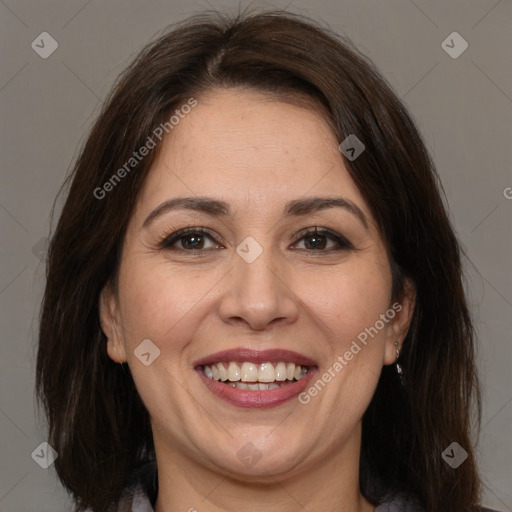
{"left": 207, "top": 435, "right": 310, "bottom": 480}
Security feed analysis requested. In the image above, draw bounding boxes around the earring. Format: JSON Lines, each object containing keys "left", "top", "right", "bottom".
{"left": 394, "top": 338, "right": 405, "bottom": 386}
{"left": 113, "top": 344, "right": 126, "bottom": 366}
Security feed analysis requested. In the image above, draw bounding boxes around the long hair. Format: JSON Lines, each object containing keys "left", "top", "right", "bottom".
{"left": 36, "top": 10, "right": 482, "bottom": 511}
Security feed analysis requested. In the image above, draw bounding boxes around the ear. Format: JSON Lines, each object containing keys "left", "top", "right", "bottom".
{"left": 99, "top": 282, "right": 127, "bottom": 363}
{"left": 383, "top": 278, "right": 416, "bottom": 366}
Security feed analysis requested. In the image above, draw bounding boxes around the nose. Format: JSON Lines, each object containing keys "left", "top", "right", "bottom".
{"left": 217, "top": 244, "right": 299, "bottom": 331}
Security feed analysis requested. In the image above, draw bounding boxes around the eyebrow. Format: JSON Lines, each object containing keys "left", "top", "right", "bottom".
{"left": 142, "top": 196, "right": 368, "bottom": 229}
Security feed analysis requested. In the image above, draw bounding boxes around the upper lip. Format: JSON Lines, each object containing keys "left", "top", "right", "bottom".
{"left": 193, "top": 348, "right": 317, "bottom": 368}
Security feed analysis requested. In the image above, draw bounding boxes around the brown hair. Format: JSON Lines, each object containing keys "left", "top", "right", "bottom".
{"left": 36, "top": 10, "right": 482, "bottom": 511}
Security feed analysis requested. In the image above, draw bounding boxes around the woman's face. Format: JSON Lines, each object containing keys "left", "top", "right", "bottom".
{"left": 101, "top": 88, "right": 413, "bottom": 479}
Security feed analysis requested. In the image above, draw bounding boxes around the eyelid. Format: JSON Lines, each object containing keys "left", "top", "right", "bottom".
{"left": 158, "top": 227, "right": 224, "bottom": 250}
{"left": 158, "top": 226, "right": 354, "bottom": 252}
{"left": 290, "top": 226, "right": 354, "bottom": 250}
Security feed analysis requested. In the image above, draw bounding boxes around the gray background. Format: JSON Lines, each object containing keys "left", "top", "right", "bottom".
{"left": 0, "top": 1, "right": 511, "bottom": 510}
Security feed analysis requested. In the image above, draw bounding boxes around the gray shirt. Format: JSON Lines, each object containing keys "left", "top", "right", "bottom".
{"left": 116, "top": 483, "right": 424, "bottom": 511}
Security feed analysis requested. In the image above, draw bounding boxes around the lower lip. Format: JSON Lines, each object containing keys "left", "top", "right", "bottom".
{"left": 197, "top": 367, "right": 317, "bottom": 409}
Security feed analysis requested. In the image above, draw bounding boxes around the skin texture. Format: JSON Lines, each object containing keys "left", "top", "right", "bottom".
{"left": 100, "top": 88, "right": 415, "bottom": 512}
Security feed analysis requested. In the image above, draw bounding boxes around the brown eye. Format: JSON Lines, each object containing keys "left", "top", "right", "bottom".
{"left": 292, "top": 228, "right": 353, "bottom": 251}
{"left": 159, "top": 228, "right": 221, "bottom": 251}
{"left": 303, "top": 232, "right": 329, "bottom": 250}
{"left": 179, "top": 233, "right": 206, "bottom": 250}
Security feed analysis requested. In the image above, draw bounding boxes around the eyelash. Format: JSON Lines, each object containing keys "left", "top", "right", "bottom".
{"left": 158, "top": 226, "right": 354, "bottom": 253}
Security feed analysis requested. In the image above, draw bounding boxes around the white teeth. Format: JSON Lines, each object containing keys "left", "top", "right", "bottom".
{"left": 274, "top": 362, "right": 287, "bottom": 381}
{"left": 240, "top": 362, "right": 258, "bottom": 382}
{"left": 258, "top": 362, "right": 275, "bottom": 382}
{"left": 202, "top": 361, "right": 310, "bottom": 386}
{"left": 226, "top": 381, "right": 283, "bottom": 390}
{"left": 227, "top": 362, "right": 241, "bottom": 381}
{"left": 217, "top": 362, "right": 228, "bottom": 381}
{"left": 258, "top": 382, "right": 282, "bottom": 390}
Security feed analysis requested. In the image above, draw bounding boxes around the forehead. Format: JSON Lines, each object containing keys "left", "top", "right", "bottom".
{"left": 133, "top": 88, "right": 370, "bottom": 223}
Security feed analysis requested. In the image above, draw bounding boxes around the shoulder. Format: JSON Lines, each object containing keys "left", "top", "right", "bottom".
{"left": 375, "top": 491, "right": 501, "bottom": 512}
{"left": 375, "top": 492, "right": 424, "bottom": 512}
{"left": 113, "top": 462, "right": 157, "bottom": 512}
{"left": 114, "top": 470, "right": 499, "bottom": 512}
{"left": 115, "top": 483, "right": 154, "bottom": 512}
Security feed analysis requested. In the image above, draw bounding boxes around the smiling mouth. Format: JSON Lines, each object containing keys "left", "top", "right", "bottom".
{"left": 201, "top": 361, "right": 309, "bottom": 390}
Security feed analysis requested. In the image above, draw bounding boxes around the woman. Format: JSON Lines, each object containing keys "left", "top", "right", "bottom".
{"left": 36, "top": 10, "right": 485, "bottom": 512}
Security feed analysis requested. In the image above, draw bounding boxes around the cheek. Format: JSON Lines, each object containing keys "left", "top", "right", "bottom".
{"left": 115, "top": 259, "right": 209, "bottom": 417}
{"left": 116, "top": 256, "right": 222, "bottom": 351}
{"left": 297, "top": 259, "right": 392, "bottom": 348}
{"left": 300, "top": 260, "right": 392, "bottom": 417}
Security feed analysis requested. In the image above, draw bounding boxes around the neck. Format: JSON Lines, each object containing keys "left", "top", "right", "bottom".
{"left": 153, "top": 425, "right": 375, "bottom": 512}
